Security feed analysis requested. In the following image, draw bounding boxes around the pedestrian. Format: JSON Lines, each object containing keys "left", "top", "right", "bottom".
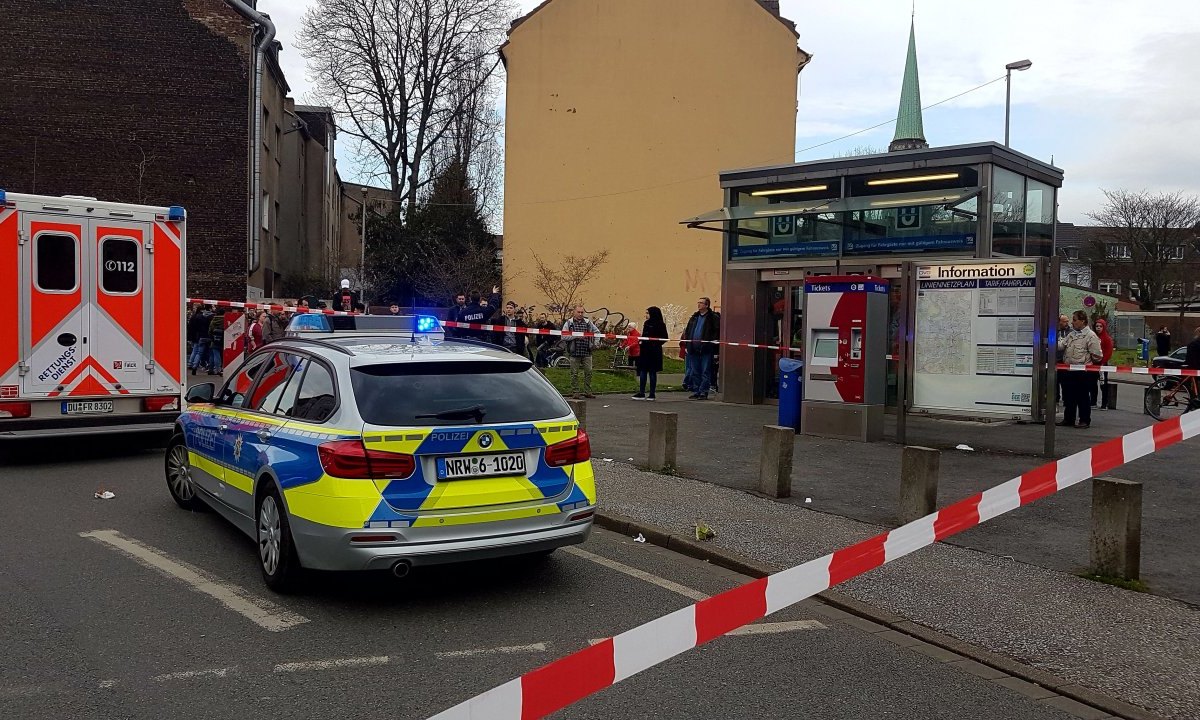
{"left": 187, "top": 305, "right": 214, "bottom": 375}
{"left": 262, "top": 308, "right": 287, "bottom": 344}
{"left": 622, "top": 320, "right": 641, "bottom": 372}
{"left": 247, "top": 311, "right": 266, "bottom": 353}
{"left": 1155, "top": 325, "right": 1172, "bottom": 357}
{"left": 446, "top": 292, "right": 469, "bottom": 337}
{"left": 1092, "top": 318, "right": 1115, "bottom": 409}
{"left": 388, "top": 302, "right": 401, "bottom": 316}
{"left": 563, "top": 304, "right": 600, "bottom": 399}
{"left": 493, "top": 301, "right": 528, "bottom": 355}
{"left": 1054, "top": 314, "right": 1069, "bottom": 404}
{"left": 1187, "top": 326, "right": 1200, "bottom": 370}
{"left": 633, "top": 307, "right": 668, "bottom": 401}
{"left": 1056, "top": 310, "right": 1102, "bottom": 429}
{"left": 682, "top": 296, "right": 720, "bottom": 400}
{"left": 207, "top": 308, "right": 225, "bottom": 375}
{"left": 458, "top": 286, "right": 500, "bottom": 341}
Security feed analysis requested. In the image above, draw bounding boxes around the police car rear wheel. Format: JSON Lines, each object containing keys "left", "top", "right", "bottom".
{"left": 165, "top": 435, "right": 205, "bottom": 511}
{"left": 257, "top": 487, "right": 300, "bottom": 592}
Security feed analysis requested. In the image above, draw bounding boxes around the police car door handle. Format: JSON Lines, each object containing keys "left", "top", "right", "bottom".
{"left": 256, "top": 429, "right": 272, "bottom": 442}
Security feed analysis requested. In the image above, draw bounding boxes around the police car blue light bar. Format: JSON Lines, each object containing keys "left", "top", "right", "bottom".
{"left": 416, "top": 316, "right": 440, "bottom": 332}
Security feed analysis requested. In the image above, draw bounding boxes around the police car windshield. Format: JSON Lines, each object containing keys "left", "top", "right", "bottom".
{"left": 350, "top": 361, "right": 571, "bottom": 427}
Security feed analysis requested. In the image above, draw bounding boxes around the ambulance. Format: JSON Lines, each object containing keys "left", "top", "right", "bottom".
{"left": 0, "top": 190, "right": 186, "bottom": 440}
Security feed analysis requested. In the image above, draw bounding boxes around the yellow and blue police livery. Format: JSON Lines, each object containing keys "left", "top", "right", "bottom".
{"left": 166, "top": 325, "right": 595, "bottom": 591}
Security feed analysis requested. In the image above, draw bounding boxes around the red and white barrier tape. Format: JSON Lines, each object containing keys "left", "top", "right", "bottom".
{"left": 428, "top": 411, "right": 1200, "bottom": 720}
{"left": 442, "top": 321, "right": 803, "bottom": 352}
{"left": 1056, "top": 363, "right": 1200, "bottom": 378}
{"left": 188, "top": 298, "right": 361, "bottom": 316}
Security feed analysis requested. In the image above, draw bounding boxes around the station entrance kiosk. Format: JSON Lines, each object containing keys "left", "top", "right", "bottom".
{"left": 801, "top": 276, "right": 889, "bottom": 442}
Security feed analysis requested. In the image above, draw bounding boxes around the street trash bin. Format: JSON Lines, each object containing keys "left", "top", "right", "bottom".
{"left": 778, "top": 357, "right": 804, "bottom": 431}
{"left": 1138, "top": 338, "right": 1150, "bottom": 363}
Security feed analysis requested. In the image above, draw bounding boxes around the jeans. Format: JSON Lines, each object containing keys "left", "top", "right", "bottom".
{"left": 638, "top": 369, "right": 658, "bottom": 397}
{"left": 208, "top": 339, "right": 223, "bottom": 373}
{"left": 686, "top": 352, "right": 713, "bottom": 396}
{"left": 1062, "top": 371, "right": 1091, "bottom": 426}
{"left": 188, "top": 337, "right": 211, "bottom": 370}
{"left": 569, "top": 355, "right": 593, "bottom": 395}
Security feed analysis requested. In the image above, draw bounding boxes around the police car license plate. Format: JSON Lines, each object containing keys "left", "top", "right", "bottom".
{"left": 61, "top": 400, "right": 114, "bottom": 415}
{"left": 437, "top": 452, "right": 526, "bottom": 480}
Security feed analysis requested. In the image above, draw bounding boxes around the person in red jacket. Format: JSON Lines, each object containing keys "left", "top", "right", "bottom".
{"left": 1092, "top": 317, "right": 1115, "bottom": 409}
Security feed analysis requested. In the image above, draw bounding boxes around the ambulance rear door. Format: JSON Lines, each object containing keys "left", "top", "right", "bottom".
{"left": 89, "top": 219, "right": 153, "bottom": 392}
{"left": 21, "top": 213, "right": 88, "bottom": 396}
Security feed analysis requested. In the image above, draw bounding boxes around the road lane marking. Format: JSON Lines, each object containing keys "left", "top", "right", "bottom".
{"left": 152, "top": 668, "right": 232, "bottom": 682}
{"left": 729, "top": 620, "right": 827, "bottom": 635}
{"left": 79, "top": 529, "right": 309, "bottom": 632}
{"left": 274, "top": 656, "right": 390, "bottom": 673}
{"left": 587, "top": 620, "right": 826, "bottom": 645}
{"left": 436, "top": 643, "right": 548, "bottom": 659}
{"left": 562, "top": 546, "right": 709, "bottom": 601}
{"left": 98, "top": 679, "right": 118, "bottom": 689}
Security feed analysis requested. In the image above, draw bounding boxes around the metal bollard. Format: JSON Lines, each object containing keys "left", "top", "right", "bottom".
{"left": 648, "top": 411, "right": 678, "bottom": 472}
{"left": 758, "top": 425, "right": 794, "bottom": 498}
{"left": 567, "top": 399, "right": 587, "bottom": 430}
{"left": 1090, "top": 477, "right": 1142, "bottom": 580}
{"left": 898, "top": 446, "right": 940, "bottom": 524}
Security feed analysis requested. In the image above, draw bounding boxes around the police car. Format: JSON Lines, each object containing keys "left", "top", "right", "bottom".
{"left": 166, "top": 318, "right": 594, "bottom": 591}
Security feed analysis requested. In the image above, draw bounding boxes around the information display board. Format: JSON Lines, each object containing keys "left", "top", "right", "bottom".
{"left": 911, "top": 261, "right": 1039, "bottom": 418}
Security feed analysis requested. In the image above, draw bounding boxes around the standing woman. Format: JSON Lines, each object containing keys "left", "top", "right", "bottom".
{"left": 248, "top": 311, "right": 266, "bottom": 353}
{"left": 634, "top": 307, "right": 669, "bottom": 401}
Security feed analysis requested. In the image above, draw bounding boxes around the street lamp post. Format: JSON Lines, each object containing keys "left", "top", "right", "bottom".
{"left": 359, "top": 186, "right": 368, "bottom": 296}
{"left": 1004, "top": 59, "right": 1033, "bottom": 147}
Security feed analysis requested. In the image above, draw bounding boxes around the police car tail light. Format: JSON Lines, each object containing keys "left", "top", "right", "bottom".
{"left": 318, "top": 440, "right": 415, "bottom": 480}
{"left": 0, "top": 401, "right": 31, "bottom": 419}
{"left": 544, "top": 430, "right": 591, "bottom": 467}
{"left": 143, "top": 395, "right": 180, "bottom": 412}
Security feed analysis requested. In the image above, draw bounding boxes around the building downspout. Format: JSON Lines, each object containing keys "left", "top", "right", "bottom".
{"left": 224, "top": 0, "right": 276, "bottom": 280}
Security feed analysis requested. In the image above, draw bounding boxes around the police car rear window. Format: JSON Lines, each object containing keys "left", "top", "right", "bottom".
{"left": 350, "top": 362, "right": 571, "bottom": 427}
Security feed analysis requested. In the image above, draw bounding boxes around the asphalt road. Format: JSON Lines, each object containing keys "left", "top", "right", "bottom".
{"left": 0, "top": 436, "right": 1083, "bottom": 720}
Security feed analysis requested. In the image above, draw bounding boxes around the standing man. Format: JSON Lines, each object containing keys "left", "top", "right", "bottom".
{"left": 187, "top": 305, "right": 214, "bottom": 375}
{"left": 458, "top": 286, "right": 500, "bottom": 341}
{"left": 1186, "top": 326, "right": 1200, "bottom": 370}
{"left": 446, "top": 292, "right": 469, "bottom": 337}
{"left": 207, "top": 309, "right": 225, "bottom": 376}
{"left": 682, "top": 297, "right": 720, "bottom": 400}
{"left": 1057, "top": 310, "right": 1102, "bottom": 429}
{"left": 563, "top": 305, "right": 600, "bottom": 399}
{"left": 493, "top": 301, "right": 528, "bottom": 355}
{"left": 1155, "top": 325, "right": 1172, "bottom": 357}
{"left": 388, "top": 302, "right": 401, "bottom": 316}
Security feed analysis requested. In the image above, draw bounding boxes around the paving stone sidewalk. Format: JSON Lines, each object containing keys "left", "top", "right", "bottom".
{"left": 594, "top": 463, "right": 1200, "bottom": 720}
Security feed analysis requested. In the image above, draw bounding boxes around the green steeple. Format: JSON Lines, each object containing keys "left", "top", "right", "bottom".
{"left": 889, "top": 19, "right": 929, "bottom": 152}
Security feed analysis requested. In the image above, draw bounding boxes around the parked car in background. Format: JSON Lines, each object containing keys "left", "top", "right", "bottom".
{"left": 1152, "top": 347, "right": 1187, "bottom": 370}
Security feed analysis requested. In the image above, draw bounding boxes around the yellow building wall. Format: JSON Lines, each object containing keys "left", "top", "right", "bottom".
{"left": 502, "top": 0, "right": 802, "bottom": 326}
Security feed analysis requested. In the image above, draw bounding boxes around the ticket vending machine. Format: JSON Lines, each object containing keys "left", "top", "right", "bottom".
{"left": 801, "top": 276, "right": 889, "bottom": 442}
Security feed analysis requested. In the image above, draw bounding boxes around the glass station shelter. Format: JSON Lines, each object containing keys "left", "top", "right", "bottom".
{"left": 682, "top": 22, "right": 1063, "bottom": 405}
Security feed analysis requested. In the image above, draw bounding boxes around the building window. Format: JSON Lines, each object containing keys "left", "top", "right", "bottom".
{"left": 1063, "top": 247, "right": 1079, "bottom": 260}
{"left": 991, "top": 167, "right": 1025, "bottom": 256}
{"left": 1025, "top": 178, "right": 1054, "bottom": 257}
{"left": 1169, "top": 245, "right": 1185, "bottom": 260}
{"left": 262, "top": 191, "right": 271, "bottom": 230}
{"left": 263, "top": 108, "right": 270, "bottom": 151}
{"left": 1107, "top": 243, "right": 1131, "bottom": 259}
{"left": 1068, "top": 272, "right": 1079, "bottom": 285}
{"left": 1098, "top": 280, "right": 1120, "bottom": 295}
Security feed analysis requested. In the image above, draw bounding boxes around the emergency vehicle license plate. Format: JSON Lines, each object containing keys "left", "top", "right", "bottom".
{"left": 437, "top": 452, "right": 526, "bottom": 480}
{"left": 61, "top": 400, "right": 114, "bottom": 415}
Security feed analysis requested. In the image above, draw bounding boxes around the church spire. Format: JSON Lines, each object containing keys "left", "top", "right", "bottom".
{"left": 889, "top": 18, "right": 929, "bottom": 152}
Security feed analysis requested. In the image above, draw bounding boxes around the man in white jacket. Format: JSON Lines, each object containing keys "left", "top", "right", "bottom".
{"left": 1057, "top": 310, "right": 1102, "bottom": 428}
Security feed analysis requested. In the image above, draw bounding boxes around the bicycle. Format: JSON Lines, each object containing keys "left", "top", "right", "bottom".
{"left": 1144, "top": 374, "right": 1200, "bottom": 421}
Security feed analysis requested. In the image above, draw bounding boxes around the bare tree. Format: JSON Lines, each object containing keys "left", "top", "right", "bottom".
{"left": 298, "top": 0, "right": 516, "bottom": 215}
{"left": 1086, "top": 190, "right": 1200, "bottom": 310}
{"left": 531, "top": 250, "right": 611, "bottom": 322}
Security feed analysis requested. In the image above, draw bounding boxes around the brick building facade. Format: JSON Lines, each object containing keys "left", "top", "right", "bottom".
{"left": 0, "top": 0, "right": 262, "bottom": 300}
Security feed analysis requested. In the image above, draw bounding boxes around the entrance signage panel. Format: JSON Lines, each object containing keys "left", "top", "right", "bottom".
{"left": 844, "top": 233, "right": 974, "bottom": 255}
{"left": 911, "top": 261, "right": 1039, "bottom": 418}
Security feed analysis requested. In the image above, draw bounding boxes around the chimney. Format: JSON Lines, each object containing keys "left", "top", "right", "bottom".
{"left": 758, "top": 0, "right": 781, "bottom": 16}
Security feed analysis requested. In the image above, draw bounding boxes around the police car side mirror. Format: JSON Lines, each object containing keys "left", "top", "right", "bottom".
{"left": 186, "top": 383, "right": 215, "bottom": 404}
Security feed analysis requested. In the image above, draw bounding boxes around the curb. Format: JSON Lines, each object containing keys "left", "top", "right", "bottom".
{"left": 595, "top": 510, "right": 1167, "bottom": 720}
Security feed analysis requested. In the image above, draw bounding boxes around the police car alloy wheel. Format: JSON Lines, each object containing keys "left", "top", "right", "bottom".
{"left": 256, "top": 486, "right": 301, "bottom": 591}
{"left": 165, "top": 434, "right": 205, "bottom": 511}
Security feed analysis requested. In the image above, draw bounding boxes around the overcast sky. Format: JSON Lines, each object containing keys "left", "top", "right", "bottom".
{"left": 261, "top": 0, "right": 1200, "bottom": 224}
